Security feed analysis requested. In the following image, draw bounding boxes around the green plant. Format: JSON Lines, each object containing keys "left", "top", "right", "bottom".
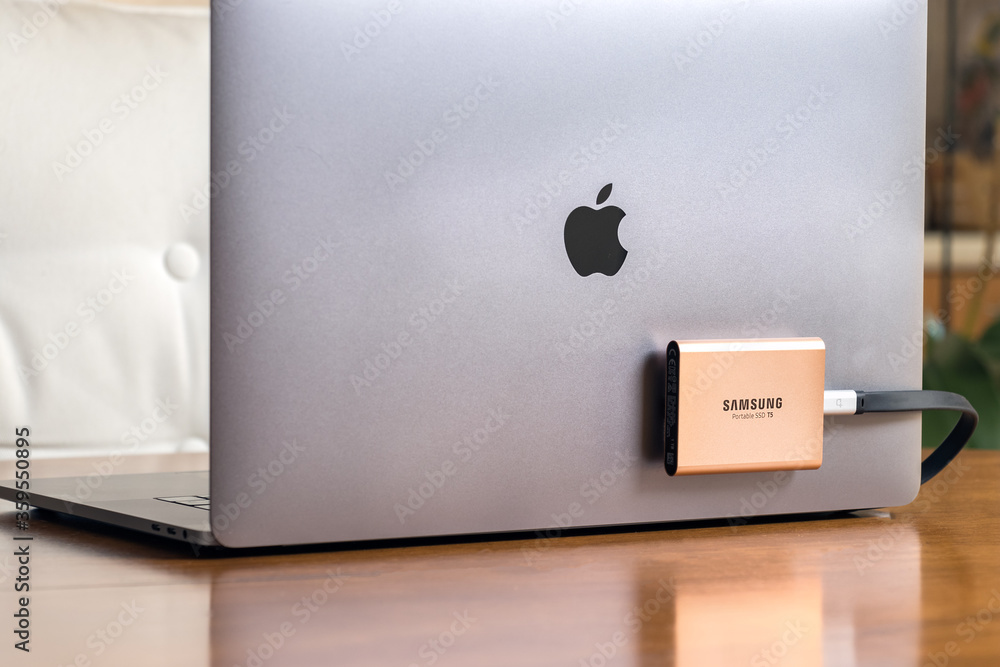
{"left": 923, "top": 317, "right": 1000, "bottom": 449}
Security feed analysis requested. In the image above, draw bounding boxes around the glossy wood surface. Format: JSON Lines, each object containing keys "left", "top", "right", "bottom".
{"left": 1, "top": 451, "right": 999, "bottom": 666}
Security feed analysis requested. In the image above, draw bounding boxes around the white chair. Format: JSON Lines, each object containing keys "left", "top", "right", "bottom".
{"left": 0, "top": 0, "right": 210, "bottom": 458}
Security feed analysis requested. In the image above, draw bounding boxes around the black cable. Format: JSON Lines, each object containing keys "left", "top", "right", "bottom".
{"left": 855, "top": 390, "right": 978, "bottom": 484}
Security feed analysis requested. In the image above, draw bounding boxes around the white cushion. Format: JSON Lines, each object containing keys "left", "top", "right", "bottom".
{"left": 0, "top": 0, "right": 210, "bottom": 457}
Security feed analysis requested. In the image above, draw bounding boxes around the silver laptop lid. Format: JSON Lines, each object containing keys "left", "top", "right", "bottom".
{"left": 211, "top": 0, "right": 926, "bottom": 547}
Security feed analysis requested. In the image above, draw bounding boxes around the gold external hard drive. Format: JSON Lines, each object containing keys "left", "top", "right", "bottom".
{"left": 665, "top": 338, "right": 826, "bottom": 476}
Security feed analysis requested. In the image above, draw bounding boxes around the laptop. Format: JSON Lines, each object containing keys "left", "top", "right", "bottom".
{"left": 0, "top": 0, "right": 928, "bottom": 549}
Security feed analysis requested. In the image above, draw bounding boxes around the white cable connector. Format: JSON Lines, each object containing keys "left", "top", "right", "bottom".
{"left": 823, "top": 390, "right": 858, "bottom": 415}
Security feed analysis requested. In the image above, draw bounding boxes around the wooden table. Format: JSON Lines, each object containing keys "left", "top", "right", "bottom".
{"left": 2, "top": 451, "right": 999, "bottom": 666}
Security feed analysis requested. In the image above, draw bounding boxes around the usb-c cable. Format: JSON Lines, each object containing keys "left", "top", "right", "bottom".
{"left": 824, "top": 390, "right": 978, "bottom": 483}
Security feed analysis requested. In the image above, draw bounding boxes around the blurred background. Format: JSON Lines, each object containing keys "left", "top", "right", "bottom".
{"left": 924, "top": 0, "right": 1000, "bottom": 449}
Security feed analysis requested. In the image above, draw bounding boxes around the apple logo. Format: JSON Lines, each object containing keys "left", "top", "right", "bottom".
{"left": 563, "top": 183, "right": 627, "bottom": 277}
